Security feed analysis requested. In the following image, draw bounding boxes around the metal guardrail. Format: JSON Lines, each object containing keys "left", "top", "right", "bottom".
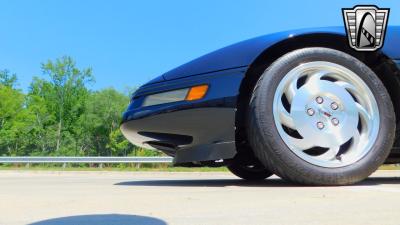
{"left": 0, "top": 156, "right": 173, "bottom": 164}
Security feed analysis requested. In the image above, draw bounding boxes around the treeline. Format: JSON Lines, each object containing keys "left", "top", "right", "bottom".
{"left": 0, "top": 56, "right": 159, "bottom": 157}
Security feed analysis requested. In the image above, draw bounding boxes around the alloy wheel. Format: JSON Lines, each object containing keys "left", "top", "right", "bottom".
{"left": 272, "top": 61, "right": 379, "bottom": 168}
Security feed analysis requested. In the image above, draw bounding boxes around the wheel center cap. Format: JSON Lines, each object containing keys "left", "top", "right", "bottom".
{"left": 290, "top": 80, "right": 359, "bottom": 148}
{"left": 320, "top": 109, "right": 332, "bottom": 118}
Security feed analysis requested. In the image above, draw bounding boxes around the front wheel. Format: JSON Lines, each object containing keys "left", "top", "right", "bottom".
{"left": 247, "top": 47, "right": 395, "bottom": 185}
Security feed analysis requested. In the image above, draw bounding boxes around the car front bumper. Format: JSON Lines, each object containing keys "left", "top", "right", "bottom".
{"left": 120, "top": 67, "right": 246, "bottom": 164}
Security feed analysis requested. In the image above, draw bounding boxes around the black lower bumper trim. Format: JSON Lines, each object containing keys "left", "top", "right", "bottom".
{"left": 120, "top": 107, "right": 237, "bottom": 163}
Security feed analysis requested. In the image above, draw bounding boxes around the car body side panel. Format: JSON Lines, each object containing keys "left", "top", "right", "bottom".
{"left": 162, "top": 26, "right": 400, "bottom": 81}
{"left": 383, "top": 28, "right": 400, "bottom": 60}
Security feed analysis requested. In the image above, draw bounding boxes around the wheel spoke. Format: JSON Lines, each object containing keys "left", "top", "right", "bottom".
{"left": 347, "top": 131, "right": 361, "bottom": 154}
{"left": 356, "top": 102, "right": 371, "bottom": 123}
{"left": 307, "top": 70, "right": 328, "bottom": 84}
{"left": 335, "top": 81, "right": 366, "bottom": 106}
{"left": 341, "top": 132, "right": 362, "bottom": 163}
{"left": 284, "top": 135, "right": 314, "bottom": 150}
{"left": 334, "top": 80, "right": 357, "bottom": 92}
{"left": 278, "top": 101, "right": 296, "bottom": 129}
{"left": 284, "top": 74, "right": 299, "bottom": 102}
{"left": 314, "top": 146, "right": 340, "bottom": 161}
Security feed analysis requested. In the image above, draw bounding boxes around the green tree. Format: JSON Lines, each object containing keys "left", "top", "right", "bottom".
{"left": 0, "top": 59, "right": 154, "bottom": 158}
{"left": 80, "top": 88, "right": 130, "bottom": 156}
{"left": 40, "top": 56, "right": 93, "bottom": 152}
{"left": 107, "top": 129, "right": 130, "bottom": 156}
{"left": 0, "top": 85, "right": 31, "bottom": 155}
{"left": 26, "top": 94, "right": 56, "bottom": 154}
{"left": 0, "top": 69, "right": 17, "bottom": 88}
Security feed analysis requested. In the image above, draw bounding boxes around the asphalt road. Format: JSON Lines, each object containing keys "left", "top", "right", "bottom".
{"left": 1, "top": 170, "right": 400, "bottom": 225}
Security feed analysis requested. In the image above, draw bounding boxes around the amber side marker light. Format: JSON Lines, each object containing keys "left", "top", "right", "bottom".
{"left": 186, "top": 85, "right": 209, "bottom": 101}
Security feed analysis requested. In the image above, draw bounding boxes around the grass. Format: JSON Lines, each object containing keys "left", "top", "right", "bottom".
{"left": 379, "top": 164, "right": 400, "bottom": 170}
{"left": 0, "top": 164, "right": 229, "bottom": 172}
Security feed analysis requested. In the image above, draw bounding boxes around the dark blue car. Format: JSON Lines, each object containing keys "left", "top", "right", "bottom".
{"left": 121, "top": 26, "right": 400, "bottom": 185}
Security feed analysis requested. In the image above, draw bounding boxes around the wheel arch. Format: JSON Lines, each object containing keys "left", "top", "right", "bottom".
{"left": 235, "top": 33, "right": 400, "bottom": 156}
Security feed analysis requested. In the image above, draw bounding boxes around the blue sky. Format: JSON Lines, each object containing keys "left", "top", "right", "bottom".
{"left": 0, "top": 0, "right": 399, "bottom": 92}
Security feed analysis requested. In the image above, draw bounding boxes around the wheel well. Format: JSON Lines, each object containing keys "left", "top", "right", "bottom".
{"left": 235, "top": 33, "right": 400, "bottom": 154}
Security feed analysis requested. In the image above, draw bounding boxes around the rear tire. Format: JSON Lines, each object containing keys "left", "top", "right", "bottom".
{"left": 247, "top": 47, "right": 395, "bottom": 185}
{"left": 227, "top": 158, "right": 272, "bottom": 181}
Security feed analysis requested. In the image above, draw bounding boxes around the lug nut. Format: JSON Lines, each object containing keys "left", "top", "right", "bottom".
{"left": 331, "top": 102, "right": 339, "bottom": 110}
{"left": 317, "top": 122, "right": 325, "bottom": 129}
{"left": 331, "top": 118, "right": 339, "bottom": 126}
{"left": 316, "top": 96, "right": 324, "bottom": 104}
{"left": 306, "top": 108, "right": 315, "bottom": 116}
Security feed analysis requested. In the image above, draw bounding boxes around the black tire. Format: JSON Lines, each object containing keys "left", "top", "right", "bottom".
{"left": 247, "top": 47, "right": 395, "bottom": 185}
{"left": 227, "top": 157, "right": 273, "bottom": 181}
